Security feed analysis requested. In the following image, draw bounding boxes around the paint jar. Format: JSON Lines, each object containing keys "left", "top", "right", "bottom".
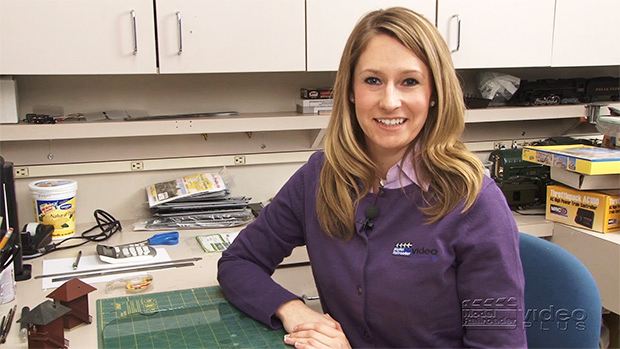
{"left": 29, "top": 179, "right": 78, "bottom": 240}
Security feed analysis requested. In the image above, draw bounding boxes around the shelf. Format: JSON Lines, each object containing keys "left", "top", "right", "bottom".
{"left": 512, "top": 211, "right": 554, "bottom": 238}
{"left": 0, "top": 112, "right": 331, "bottom": 142}
{"left": 1, "top": 102, "right": 618, "bottom": 142}
{"left": 464, "top": 102, "right": 620, "bottom": 123}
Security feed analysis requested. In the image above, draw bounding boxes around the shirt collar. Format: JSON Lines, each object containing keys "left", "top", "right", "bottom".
{"left": 381, "top": 157, "right": 428, "bottom": 191}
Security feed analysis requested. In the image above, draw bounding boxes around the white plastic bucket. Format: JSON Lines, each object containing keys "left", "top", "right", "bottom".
{"left": 29, "top": 179, "right": 78, "bottom": 240}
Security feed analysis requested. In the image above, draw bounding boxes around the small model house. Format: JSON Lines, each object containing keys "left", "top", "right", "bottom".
{"left": 18, "top": 300, "right": 71, "bottom": 349}
{"left": 46, "top": 278, "right": 97, "bottom": 329}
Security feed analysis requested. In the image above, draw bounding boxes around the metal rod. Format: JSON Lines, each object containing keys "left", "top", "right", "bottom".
{"left": 302, "top": 294, "right": 320, "bottom": 301}
{"left": 51, "top": 261, "right": 196, "bottom": 283}
{"left": 34, "top": 257, "right": 202, "bottom": 279}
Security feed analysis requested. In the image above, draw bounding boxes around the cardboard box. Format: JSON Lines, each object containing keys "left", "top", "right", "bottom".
{"left": 296, "top": 105, "right": 332, "bottom": 114}
{"left": 522, "top": 144, "right": 620, "bottom": 175}
{"left": 551, "top": 167, "right": 620, "bottom": 190}
{"left": 546, "top": 184, "right": 620, "bottom": 233}
{"left": 295, "top": 98, "right": 333, "bottom": 114}
{"left": 295, "top": 99, "right": 333, "bottom": 107}
{"left": 300, "top": 87, "right": 333, "bottom": 99}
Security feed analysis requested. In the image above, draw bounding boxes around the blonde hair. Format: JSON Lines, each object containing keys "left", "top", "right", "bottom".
{"left": 317, "top": 7, "right": 484, "bottom": 240}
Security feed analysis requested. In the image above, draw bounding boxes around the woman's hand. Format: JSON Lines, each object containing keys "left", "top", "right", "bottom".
{"left": 276, "top": 300, "right": 350, "bottom": 348}
{"left": 284, "top": 314, "right": 351, "bottom": 349}
{"left": 276, "top": 299, "right": 333, "bottom": 333}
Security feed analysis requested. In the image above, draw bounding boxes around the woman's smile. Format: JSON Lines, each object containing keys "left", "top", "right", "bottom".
{"left": 374, "top": 118, "right": 406, "bottom": 126}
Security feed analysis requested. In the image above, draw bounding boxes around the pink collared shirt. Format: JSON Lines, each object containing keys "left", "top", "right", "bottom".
{"left": 379, "top": 157, "right": 428, "bottom": 191}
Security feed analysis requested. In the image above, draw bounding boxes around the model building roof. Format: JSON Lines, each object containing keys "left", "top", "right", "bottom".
{"left": 47, "top": 278, "right": 97, "bottom": 302}
{"left": 18, "top": 300, "right": 71, "bottom": 326}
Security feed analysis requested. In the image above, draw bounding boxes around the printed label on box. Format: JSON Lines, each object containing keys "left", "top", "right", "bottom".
{"left": 546, "top": 185, "right": 620, "bottom": 233}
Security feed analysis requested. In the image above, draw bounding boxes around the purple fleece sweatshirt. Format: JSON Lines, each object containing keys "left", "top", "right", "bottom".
{"left": 218, "top": 151, "right": 526, "bottom": 348}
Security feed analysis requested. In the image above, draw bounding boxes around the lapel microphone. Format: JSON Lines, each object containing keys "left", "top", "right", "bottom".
{"left": 362, "top": 205, "right": 379, "bottom": 231}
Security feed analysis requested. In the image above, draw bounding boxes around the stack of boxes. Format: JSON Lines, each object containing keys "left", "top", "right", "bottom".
{"left": 296, "top": 87, "right": 333, "bottom": 114}
{"left": 522, "top": 144, "right": 620, "bottom": 233}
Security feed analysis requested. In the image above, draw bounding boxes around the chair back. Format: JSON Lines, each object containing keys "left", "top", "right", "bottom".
{"left": 519, "top": 233, "right": 601, "bottom": 348}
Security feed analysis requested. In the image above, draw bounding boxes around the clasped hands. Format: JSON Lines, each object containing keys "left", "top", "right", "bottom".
{"left": 276, "top": 299, "right": 351, "bottom": 349}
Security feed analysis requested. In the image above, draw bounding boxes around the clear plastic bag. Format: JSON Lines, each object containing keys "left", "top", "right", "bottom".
{"left": 134, "top": 209, "right": 254, "bottom": 230}
{"left": 478, "top": 72, "right": 521, "bottom": 106}
{"left": 597, "top": 116, "right": 620, "bottom": 139}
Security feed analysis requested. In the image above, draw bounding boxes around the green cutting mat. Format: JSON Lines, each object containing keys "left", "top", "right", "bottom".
{"left": 97, "top": 286, "right": 288, "bottom": 348}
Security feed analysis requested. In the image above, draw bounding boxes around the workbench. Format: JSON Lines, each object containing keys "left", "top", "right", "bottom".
{"left": 0, "top": 213, "right": 617, "bottom": 348}
{"left": 0, "top": 224, "right": 317, "bottom": 348}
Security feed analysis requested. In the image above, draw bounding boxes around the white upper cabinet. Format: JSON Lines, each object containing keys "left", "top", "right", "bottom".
{"left": 0, "top": 0, "right": 305, "bottom": 75}
{"left": 155, "top": 0, "right": 306, "bottom": 74}
{"left": 2, "top": 0, "right": 616, "bottom": 75}
{"left": 0, "top": 0, "right": 157, "bottom": 75}
{"left": 552, "top": 0, "right": 620, "bottom": 67}
{"left": 437, "top": 0, "right": 556, "bottom": 69}
{"left": 306, "top": 0, "right": 437, "bottom": 72}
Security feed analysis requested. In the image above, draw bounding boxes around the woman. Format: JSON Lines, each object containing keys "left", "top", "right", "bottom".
{"left": 218, "top": 7, "right": 526, "bottom": 348}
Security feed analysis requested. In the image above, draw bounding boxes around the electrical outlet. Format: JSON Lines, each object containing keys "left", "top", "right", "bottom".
{"left": 234, "top": 156, "right": 246, "bottom": 165}
{"left": 14, "top": 167, "right": 29, "bottom": 177}
{"left": 131, "top": 161, "right": 144, "bottom": 171}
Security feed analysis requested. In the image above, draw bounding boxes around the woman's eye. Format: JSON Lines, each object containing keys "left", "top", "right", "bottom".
{"left": 403, "top": 78, "right": 419, "bottom": 86}
{"left": 364, "top": 77, "right": 381, "bottom": 85}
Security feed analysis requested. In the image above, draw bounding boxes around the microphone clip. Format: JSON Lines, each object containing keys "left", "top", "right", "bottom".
{"left": 362, "top": 219, "right": 374, "bottom": 232}
{"left": 361, "top": 205, "right": 378, "bottom": 232}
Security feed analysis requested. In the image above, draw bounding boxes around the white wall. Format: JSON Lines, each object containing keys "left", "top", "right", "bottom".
{"left": 14, "top": 161, "right": 306, "bottom": 227}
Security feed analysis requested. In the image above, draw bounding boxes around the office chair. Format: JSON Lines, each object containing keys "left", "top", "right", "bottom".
{"left": 519, "top": 232, "right": 602, "bottom": 348}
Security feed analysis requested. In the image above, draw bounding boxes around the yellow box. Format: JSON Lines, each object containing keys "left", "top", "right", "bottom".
{"left": 522, "top": 145, "right": 620, "bottom": 175}
{"left": 546, "top": 185, "right": 620, "bottom": 233}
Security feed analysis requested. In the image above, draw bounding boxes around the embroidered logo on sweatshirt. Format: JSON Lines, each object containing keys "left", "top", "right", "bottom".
{"left": 392, "top": 242, "right": 438, "bottom": 260}
{"left": 392, "top": 242, "right": 412, "bottom": 256}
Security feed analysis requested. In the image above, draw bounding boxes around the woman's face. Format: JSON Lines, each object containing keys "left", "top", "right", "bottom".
{"left": 352, "top": 33, "right": 433, "bottom": 163}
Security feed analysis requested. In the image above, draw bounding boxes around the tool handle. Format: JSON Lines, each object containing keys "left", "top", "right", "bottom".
{"left": 148, "top": 232, "right": 179, "bottom": 245}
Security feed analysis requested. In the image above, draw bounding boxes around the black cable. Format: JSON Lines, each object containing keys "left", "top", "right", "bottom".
{"left": 23, "top": 209, "right": 121, "bottom": 259}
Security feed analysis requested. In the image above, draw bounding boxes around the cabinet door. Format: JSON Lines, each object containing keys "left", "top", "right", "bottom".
{"left": 156, "top": 0, "right": 305, "bottom": 74}
{"left": 306, "top": 0, "right": 436, "bottom": 72}
{"left": 552, "top": 0, "right": 620, "bottom": 67}
{"left": 0, "top": 0, "right": 157, "bottom": 75}
{"left": 437, "top": 0, "right": 555, "bottom": 69}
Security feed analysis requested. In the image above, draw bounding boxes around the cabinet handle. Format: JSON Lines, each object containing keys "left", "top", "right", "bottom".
{"left": 176, "top": 11, "right": 183, "bottom": 55}
{"left": 450, "top": 14, "right": 461, "bottom": 53}
{"left": 131, "top": 10, "right": 138, "bottom": 55}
